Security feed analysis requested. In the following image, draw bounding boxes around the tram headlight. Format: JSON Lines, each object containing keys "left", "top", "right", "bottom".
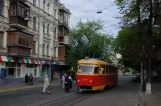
{"left": 77, "top": 80, "right": 80, "bottom": 82}
{"left": 90, "top": 80, "right": 92, "bottom": 83}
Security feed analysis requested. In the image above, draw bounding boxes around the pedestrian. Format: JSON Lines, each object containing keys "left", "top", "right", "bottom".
{"left": 62, "top": 73, "right": 65, "bottom": 88}
{"left": 65, "top": 73, "right": 69, "bottom": 92}
{"left": 25, "top": 73, "right": 29, "bottom": 85}
{"left": 68, "top": 74, "right": 73, "bottom": 92}
{"left": 42, "top": 75, "right": 50, "bottom": 94}
{"left": 29, "top": 73, "right": 34, "bottom": 85}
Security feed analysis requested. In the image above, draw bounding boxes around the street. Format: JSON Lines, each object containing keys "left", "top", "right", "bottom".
{"left": 0, "top": 76, "right": 139, "bottom": 106}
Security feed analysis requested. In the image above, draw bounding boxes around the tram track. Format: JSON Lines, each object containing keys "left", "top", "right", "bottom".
{"left": 32, "top": 91, "right": 96, "bottom": 106}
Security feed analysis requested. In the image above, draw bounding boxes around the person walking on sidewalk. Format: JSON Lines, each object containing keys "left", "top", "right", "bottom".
{"left": 68, "top": 74, "right": 73, "bottom": 92}
{"left": 62, "top": 73, "right": 65, "bottom": 88}
{"left": 42, "top": 75, "right": 49, "bottom": 94}
{"left": 29, "top": 73, "right": 34, "bottom": 85}
{"left": 25, "top": 74, "right": 29, "bottom": 85}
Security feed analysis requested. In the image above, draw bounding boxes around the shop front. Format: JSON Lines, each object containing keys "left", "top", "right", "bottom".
{"left": 0, "top": 55, "right": 41, "bottom": 83}
{"left": 40, "top": 60, "right": 51, "bottom": 81}
{"left": 51, "top": 62, "right": 70, "bottom": 81}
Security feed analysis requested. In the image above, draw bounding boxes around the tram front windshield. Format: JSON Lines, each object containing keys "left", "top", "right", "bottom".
{"left": 78, "top": 64, "right": 99, "bottom": 74}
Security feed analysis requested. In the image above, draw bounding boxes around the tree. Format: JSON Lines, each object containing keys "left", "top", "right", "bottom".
{"left": 114, "top": 0, "right": 161, "bottom": 93}
{"left": 65, "top": 20, "right": 113, "bottom": 70}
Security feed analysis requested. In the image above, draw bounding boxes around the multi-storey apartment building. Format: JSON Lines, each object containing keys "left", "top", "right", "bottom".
{"left": 0, "top": 0, "right": 70, "bottom": 84}
{"left": 50, "top": 0, "right": 71, "bottom": 81}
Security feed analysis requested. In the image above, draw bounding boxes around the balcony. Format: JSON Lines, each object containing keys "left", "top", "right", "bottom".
{"left": 7, "top": 31, "right": 33, "bottom": 56}
{"left": 58, "top": 20, "right": 69, "bottom": 30}
{"left": 9, "top": 0, "right": 30, "bottom": 29}
{"left": 7, "top": 46, "right": 31, "bottom": 56}
{"left": 10, "top": 17, "right": 28, "bottom": 29}
{"left": 58, "top": 35, "right": 69, "bottom": 45}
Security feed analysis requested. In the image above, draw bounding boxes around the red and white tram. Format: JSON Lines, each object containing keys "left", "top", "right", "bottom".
{"left": 76, "top": 57, "right": 118, "bottom": 92}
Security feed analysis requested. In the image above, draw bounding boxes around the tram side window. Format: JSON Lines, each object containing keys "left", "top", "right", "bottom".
{"left": 94, "top": 67, "right": 99, "bottom": 74}
{"left": 106, "top": 66, "right": 109, "bottom": 74}
{"left": 100, "top": 65, "right": 105, "bottom": 74}
{"left": 109, "top": 66, "right": 111, "bottom": 74}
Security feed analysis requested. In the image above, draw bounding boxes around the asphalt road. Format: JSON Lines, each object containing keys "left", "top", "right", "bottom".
{"left": 0, "top": 76, "right": 140, "bottom": 106}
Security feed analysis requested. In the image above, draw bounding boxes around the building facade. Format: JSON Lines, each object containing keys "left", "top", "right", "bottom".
{"left": 50, "top": 1, "right": 71, "bottom": 81}
{"left": 0, "top": 0, "right": 70, "bottom": 84}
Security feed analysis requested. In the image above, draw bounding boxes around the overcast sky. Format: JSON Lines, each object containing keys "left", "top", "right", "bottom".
{"left": 60, "top": 0, "right": 121, "bottom": 37}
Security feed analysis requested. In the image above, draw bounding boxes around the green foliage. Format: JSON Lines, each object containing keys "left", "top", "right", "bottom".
{"left": 124, "top": 68, "right": 130, "bottom": 73}
{"left": 114, "top": 0, "right": 161, "bottom": 72}
{"left": 65, "top": 20, "right": 113, "bottom": 69}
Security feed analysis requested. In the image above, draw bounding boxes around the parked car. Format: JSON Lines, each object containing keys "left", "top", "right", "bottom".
{"left": 132, "top": 75, "right": 140, "bottom": 82}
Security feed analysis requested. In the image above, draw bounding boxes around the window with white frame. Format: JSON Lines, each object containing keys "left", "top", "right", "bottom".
{"left": 46, "top": 45, "right": 49, "bottom": 56}
{"left": 33, "top": 0, "right": 36, "bottom": 5}
{"left": 43, "top": 44, "right": 45, "bottom": 55}
{"left": 43, "top": 22, "right": 45, "bottom": 34}
{"left": 54, "top": 9, "right": 57, "bottom": 18}
{"left": 33, "top": 17, "right": 36, "bottom": 30}
{"left": 54, "top": 47, "right": 57, "bottom": 57}
{"left": 43, "top": 0, "right": 46, "bottom": 10}
{"left": 47, "top": 23, "right": 49, "bottom": 35}
{"left": 47, "top": 3, "right": 50, "bottom": 13}
{"left": 54, "top": 27, "right": 57, "bottom": 38}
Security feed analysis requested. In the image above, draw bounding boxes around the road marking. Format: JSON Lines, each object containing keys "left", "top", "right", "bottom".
{"left": 0, "top": 83, "right": 59, "bottom": 93}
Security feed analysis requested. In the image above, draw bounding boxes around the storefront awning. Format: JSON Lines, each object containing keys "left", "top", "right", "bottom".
{"left": 0, "top": 56, "right": 41, "bottom": 64}
{"left": 0, "top": 56, "right": 15, "bottom": 62}
{"left": 18, "top": 58, "right": 40, "bottom": 64}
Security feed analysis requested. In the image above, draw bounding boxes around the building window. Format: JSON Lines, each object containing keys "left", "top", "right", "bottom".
{"left": 43, "top": 44, "right": 45, "bottom": 55}
{"left": 33, "top": 0, "right": 36, "bottom": 5}
{"left": 0, "top": 0, "right": 4, "bottom": 16}
{"left": 23, "top": 38, "right": 25, "bottom": 46}
{"left": 33, "top": 17, "right": 36, "bottom": 30}
{"left": 0, "top": 33, "right": 3, "bottom": 47}
{"left": 19, "top": 38, "right": 22, "bottom": 45}
{"left": 43, "top": 0, "right": 46, "bottom": 10}
{"left": 54, "top": 27, "right": 57, "bottom": 38}
{"left": 46, "top": 45, "right": 49, "bottom": 56}
{"left": 43, "top": 22, "right": 45, "bottom": 34}
{"left": 10, "top": 5, "right": 17, "bottom": 16}
{"left": 26, "top": 39, "right": 29, "bottom": 47}
{"left": 47, "top": 24, "right": 49, "bottom": 34}
{"left": 32, "top": 41, "right": 36, "bottom": 54}
{"left": 47, "top": 3, "right": 50, "bottom": 13}
{"left": 54, "top": 47, "right": 57, "bottom": 57}
{"left": 54, "top": 9, "right": 57, "bottom": 18}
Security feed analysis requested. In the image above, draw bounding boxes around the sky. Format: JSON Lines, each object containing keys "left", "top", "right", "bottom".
{"left": 60, "top": 0, "right": 121, "bottom": 37}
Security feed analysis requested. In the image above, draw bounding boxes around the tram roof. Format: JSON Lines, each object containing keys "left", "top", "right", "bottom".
{"left": 78, "top": 58, "right": 117, "bottom": 67}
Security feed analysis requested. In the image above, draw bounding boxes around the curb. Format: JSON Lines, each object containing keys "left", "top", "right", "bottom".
{"left": 0, "top": 83, "right": 60, "bottom": 93}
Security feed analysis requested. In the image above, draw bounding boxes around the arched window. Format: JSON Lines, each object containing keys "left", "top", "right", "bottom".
{"left": 33, "top": 17, "right": 36, "bottom": 30}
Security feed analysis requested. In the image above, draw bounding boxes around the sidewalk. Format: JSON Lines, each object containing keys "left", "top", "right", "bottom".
{"left": 0, "top": 80, "right": 61, "bottom": 93}
{"left": 141, "top": 82, "right": 161, "bottom": 106}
